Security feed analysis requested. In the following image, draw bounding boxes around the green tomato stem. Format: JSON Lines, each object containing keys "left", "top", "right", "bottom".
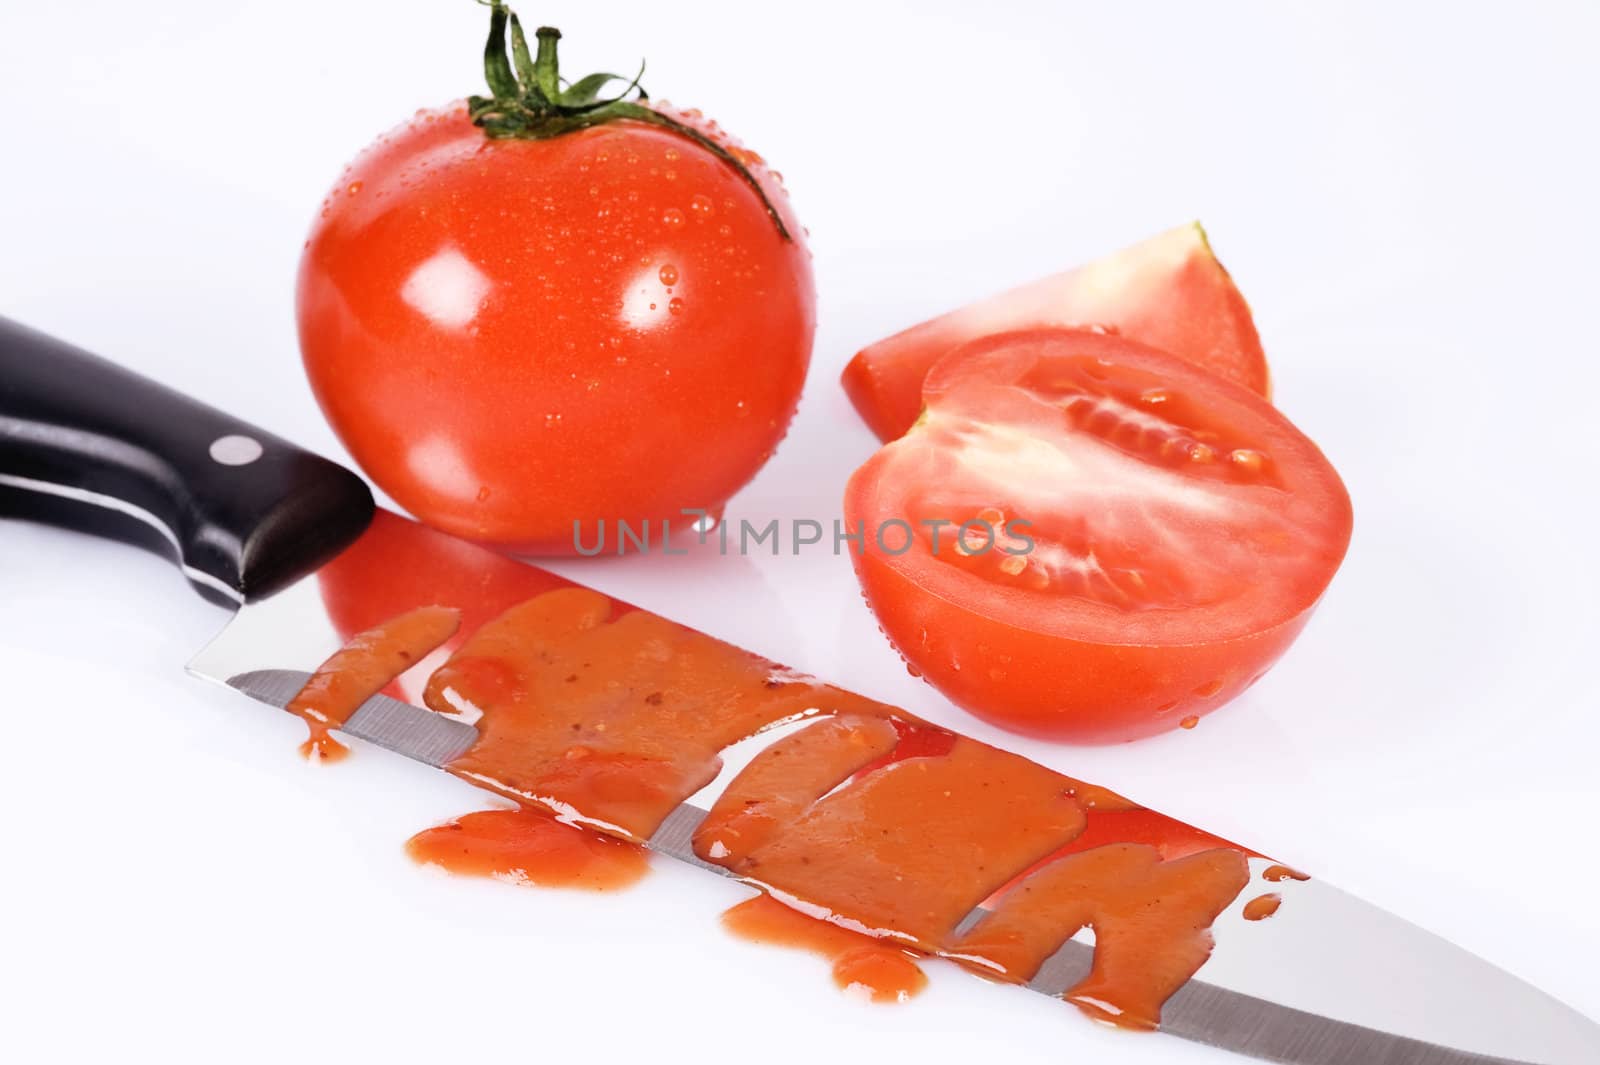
{"left": 466, "top": 1, "right": 792, "bottom": 241}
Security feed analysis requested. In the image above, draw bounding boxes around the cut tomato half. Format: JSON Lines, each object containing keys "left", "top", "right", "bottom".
{"left": 841, "top": 223, "right": 1269, "bottom": 441}
{"left": 843, "top": 329, "right": 1349, "bottom": 742}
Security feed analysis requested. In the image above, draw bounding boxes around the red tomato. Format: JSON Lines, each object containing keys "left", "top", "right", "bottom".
{"left": 841, "top": 223, "right": 1268, "bottom": 441}
{"left": 843, "top": 329, "right": 1351, "bottom": 743}
{"left": 297, "top": 9, "right": 813, "bottom": 553}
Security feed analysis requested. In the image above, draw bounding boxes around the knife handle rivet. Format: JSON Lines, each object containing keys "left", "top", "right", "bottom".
{"left": 209, "top": 434, "right": 263, "bottom": 467}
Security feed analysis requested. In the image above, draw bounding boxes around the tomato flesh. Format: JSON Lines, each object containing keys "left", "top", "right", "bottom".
{"left": 297, "top": 103, "right": 814, "bottom": 552}
{"left": 844, "top": 330, "right": 1350, "bottom": 742}
{"left": 841, "top": 223, "right": 1268, "bottom": 441}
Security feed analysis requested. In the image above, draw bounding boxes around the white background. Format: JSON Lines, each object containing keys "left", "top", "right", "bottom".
{"left": 2, "top": 2, "right": 1598, "bottom": 1063}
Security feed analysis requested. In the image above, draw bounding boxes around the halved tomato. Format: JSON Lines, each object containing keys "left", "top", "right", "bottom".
{"left": 841, "top": 223, "right": 1269, "bottom": 441}
{"left": 843, "top": 329, "right": 1350, "bottom": 742}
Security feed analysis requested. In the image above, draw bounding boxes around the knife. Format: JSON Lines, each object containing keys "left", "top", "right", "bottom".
{"left": 2, "top": 316, "right": 1595, "bottom": 1065}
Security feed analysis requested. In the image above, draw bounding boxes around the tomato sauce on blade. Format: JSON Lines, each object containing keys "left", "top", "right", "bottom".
{"left": 722, "top": 893, "right": 928, "bottom": 1003}
{"left": 421, "top": 586, "right": 895, "bottom": 841}
{"left": 286, "top": 604, "right": 460, "bottom": 761}
{"left": 291, "top": 541, "right": 1270, "bottom": 1029}
{"left": 953, "top": 844, "right": 1249, "bottom": 1029}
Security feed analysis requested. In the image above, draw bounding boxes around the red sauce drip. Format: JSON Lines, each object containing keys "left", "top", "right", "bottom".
{"left": 954, "top": 844, "right": 1250, "bottom": 1029}
{"left": 295, "top": 564, "right": 1272, "bottom": 1033}
{"left": 1262, "top": 864, "right": 1310, "bottom": 883}
{"left": 287, "top": 605, "right": 460, "bottom": 761}
{"left": 722, "top": 894, "right": 928, "bottom": 1003}
{"left": 406, "top": 807, "right": 649, "bottom": 891}
{"left": 1243, "top": 893, "right": 1283, "bottom": 921}
{"left": 851, "top": 717, "right": 959, "bottom": 777}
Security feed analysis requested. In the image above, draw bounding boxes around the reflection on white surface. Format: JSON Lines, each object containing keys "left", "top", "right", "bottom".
{"left": 400, "top": 247, "right": 491, "bottom": 329}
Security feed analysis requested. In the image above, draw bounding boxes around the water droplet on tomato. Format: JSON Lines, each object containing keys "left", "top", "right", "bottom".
{"left": 1230, "top": 448, "right": 1266, "bottom": 473}
{"left": 345, "top": 181, "right": 363, "bottom": 195}
{"left": 1140, "top": 388, "right": 1171, "bottom": 406}
{"left": 1179, "top": 715, "right": 1199, "bottom": 730}
{"left": 476, "top": 486, "right": 491, "bottom": 502}
{"left": 690, "top": 194, "right": 715, "bottom": 218}
{"left": 1193, "top": 678, "right": 1224, "bottom": 697}
{"left": 664, "top": 169, "right": 677, "bottom": 181}
{"left": 544, "top": 413, "right": 564, "bottom": 428}
{"left": 1188, "top": 443, "right": 1216, "bottom": 464}
{"left": 664, "top": 148, "right": 679, "bottom": 162}
{"left": 662, "top": 208, "right": 686, "bottom": 228}
{"left": 658, "top": 264, "right": 679, "bottom": 286}
{"left": 668, "top": 297, "right": 685, "bottom": 315}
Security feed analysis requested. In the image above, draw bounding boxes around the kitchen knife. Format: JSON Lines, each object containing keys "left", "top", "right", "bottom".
{"left": 2, "top": 316, "right": 1595, "bottom": 1065}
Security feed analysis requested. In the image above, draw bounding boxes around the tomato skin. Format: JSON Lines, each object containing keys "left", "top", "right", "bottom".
{"left": 841, "top": 223, "right": 1267, "bottom": 441}
{"left": 297, "top": 103, "right": 813, "bottom": 553}
{"left": 851, "top": 552, "right": 1317, "bottom": 742}
{"left": 844, "top": 329, "right": 1350, "bottom": 743}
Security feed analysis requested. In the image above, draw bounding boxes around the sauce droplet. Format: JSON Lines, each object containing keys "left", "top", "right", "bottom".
{"left": 286, "top": 606, "right": 461, "bottom": 762}
{"left": 1262, "top": 864, "right": 1311, "bottom": 883}
{"left": 1179, "top": 715, "right": 1200, "bottom": 729}
{"left": 1243, "top": 893, "right": 1282, "bottom": 921}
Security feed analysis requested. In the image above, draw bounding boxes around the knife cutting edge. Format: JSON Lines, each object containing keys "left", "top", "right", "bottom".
{"left": 3, "top": 316, "right": 1598, "bottom": 1065}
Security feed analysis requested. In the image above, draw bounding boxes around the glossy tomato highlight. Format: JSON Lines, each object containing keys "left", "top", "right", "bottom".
{"left": 844, "top": 330, "right": 1351, "bottom": 742}
{"left": 298, "top": 7, "right": 813, "bottom": 553}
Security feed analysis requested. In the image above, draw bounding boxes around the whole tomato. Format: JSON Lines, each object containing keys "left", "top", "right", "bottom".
{"left": 297, "top": 3, "right": 813, "bottom": 552}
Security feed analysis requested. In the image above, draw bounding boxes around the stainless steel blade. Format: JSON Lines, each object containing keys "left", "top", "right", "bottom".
{"left": 185, "top": 513, "right": 1600, "bottom": 1065}
{"left": 205, "top": 659, "right": 1600, "bottom": 1065}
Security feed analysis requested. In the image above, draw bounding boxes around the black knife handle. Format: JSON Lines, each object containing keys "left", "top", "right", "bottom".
{"left": 0, "top": 316, "right": 373, "bottom": 605}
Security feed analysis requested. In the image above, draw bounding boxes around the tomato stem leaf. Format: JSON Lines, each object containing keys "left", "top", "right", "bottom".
{"left": 466, "top": 1, "right": 792, "bottom": 241}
